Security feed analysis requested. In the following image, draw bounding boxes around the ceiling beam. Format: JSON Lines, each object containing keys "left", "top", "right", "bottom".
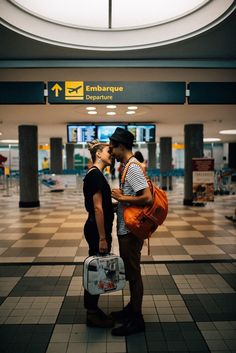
{"left": 0, "top": 60, "right": 236, "bottom": 69}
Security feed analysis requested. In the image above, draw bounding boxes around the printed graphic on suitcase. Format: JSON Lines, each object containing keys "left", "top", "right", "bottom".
{"left": 83, "top": 254, "right": 126, "bottom": 295}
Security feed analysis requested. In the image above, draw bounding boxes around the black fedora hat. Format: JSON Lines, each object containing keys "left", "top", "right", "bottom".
{"left": 109, "top": 127, "right": 134, "bottom": 146}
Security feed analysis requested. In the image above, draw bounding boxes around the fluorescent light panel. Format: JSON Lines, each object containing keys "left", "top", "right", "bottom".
{"left": 219, "top": 130, "right": 236, "bottom": 135}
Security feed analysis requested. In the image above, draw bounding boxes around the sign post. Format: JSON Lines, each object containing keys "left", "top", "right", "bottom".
{"left": 192, "top": 158, "right": 214, "bottom": 204}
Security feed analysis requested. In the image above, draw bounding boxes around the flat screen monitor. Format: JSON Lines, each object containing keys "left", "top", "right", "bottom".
{"left": 97, "top": 125, "right": 126, "bottom": 142}
{"left": 67, "top": 125, "right": 97, "bottom": 143}
{"left": 127, "top": 124, "right": 156, "bottom": 142}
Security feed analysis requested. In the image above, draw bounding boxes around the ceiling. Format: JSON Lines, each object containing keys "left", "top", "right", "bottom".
{"left": 0, "top": 3, "right": 236, "bottom": 145}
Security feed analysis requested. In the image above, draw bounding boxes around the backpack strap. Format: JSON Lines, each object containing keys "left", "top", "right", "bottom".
{"left": 121, "top": 160, "right": 145, "bottom": 185}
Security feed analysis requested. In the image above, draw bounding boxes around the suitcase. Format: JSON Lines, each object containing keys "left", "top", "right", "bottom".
{"left": 83, "top": 254, "right": 126, "bottom": 295}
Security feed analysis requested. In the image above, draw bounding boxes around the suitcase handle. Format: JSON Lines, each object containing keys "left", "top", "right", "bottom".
{"left": 96, "top": 252, "right": 111, "bottom": 257}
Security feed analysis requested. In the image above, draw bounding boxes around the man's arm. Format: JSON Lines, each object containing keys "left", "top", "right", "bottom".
{"left": 111, "top": 187, "right": 153, "bottom": 206}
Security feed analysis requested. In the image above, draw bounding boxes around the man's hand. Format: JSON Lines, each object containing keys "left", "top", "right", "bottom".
{"left": 111, "top": 188, "right": 123, "bottom": 201}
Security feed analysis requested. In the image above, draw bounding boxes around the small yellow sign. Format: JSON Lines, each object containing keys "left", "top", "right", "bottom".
{"left": 65, "top": 81, "right": 84, "bottom": 100}
{"left": 4, "top": 166, "right": 10, "bottom": 176}
{"left": 39, "top": 145, "right": 50, "bottom": 150}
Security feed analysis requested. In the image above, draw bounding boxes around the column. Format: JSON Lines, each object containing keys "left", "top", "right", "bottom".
{"left": 160, "top": 137, "right": 172, "bottom": 190}
{"left": 147, "top": 143, "right": 156, "bottom": 169}
{"left": 184, "top": 124, "right": 204, "bottom": 205}
{"left": 229, "top": 143, "right": 236, "bottom": 168}
{"left": 19, "top": 125, "right": 40, "bottom": 208}
{"left": 66, "top": 143, "right": 75, "bottom": 170}
{"left": 50, "top": 137, "right": 63, "bottom": 174}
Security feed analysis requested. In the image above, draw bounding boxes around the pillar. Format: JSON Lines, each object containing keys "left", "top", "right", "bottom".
{"left": 184, "top": 124, "right": 204, "bottom": 205}
{"left": 229, "top": 143, "right": 236, "bottom": 168}
{"left": 50, "top": 137, "right": 63, "bottom": 174}
{"left": 160, "top": 137, "right": 172, "bottom": 190}
{"left": 147, "top": 143, "right": 156, "bottom": 169}
{"left": 66, "top": 143, "right": 75, "bottom": 170}
{"left": 18, "top": 125, "right": 40, "bottom": 208}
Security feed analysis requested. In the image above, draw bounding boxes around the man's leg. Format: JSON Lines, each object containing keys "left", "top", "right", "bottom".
{"left": 111, "top": 233, "right": 145, "bottom": 335}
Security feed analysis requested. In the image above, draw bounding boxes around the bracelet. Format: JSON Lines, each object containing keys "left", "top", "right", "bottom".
{"left": 99, "top": 238, "right": 106, "bottom": 241}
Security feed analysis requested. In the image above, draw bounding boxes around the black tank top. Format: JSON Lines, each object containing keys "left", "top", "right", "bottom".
{"left": 83, "top": 167, "right": 114, "bottom": 235}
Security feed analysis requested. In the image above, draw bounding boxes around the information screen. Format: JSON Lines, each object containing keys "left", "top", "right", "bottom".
{"left": 67, "top": 123, "right": 156, "bottom": 143}
{"left": 127, "top": 124, "right": 156, "bottom": 142}
{"left": 97, "top": 125, "right": 126, "bottom": 142}
{"left": 67, "top": 125, "right": 96, "bottom": 143}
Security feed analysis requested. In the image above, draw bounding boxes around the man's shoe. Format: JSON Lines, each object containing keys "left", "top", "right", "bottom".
{"left": 86, "top": 308, "right": 114, "bottom": 328}
{"left": 111, "top": 315, "right": 145, "bottom": 336}
{"left": 109, "top": 302, "right": 132, "bottom": 323}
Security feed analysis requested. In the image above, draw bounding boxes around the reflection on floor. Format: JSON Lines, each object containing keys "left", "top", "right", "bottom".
{"left": 0, "top": 178, "right": 235, "bottom": 263}
{"left": 0, "top": 178, "right": 235, "bottom": 352}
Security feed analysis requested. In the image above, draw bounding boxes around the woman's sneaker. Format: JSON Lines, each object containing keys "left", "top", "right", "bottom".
{"left": 87, "top": 308, "right": 114, "bottom": 328}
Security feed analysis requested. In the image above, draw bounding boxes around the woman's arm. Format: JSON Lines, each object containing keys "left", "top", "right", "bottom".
{"left": 93, "top": 191, "right": 108, "bottom": 253}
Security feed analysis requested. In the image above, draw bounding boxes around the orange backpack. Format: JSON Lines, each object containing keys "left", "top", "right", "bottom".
{"left": 121, "top": 161, "right": 168, "bottom": 243}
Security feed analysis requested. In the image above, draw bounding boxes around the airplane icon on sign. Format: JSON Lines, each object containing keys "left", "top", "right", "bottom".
{"left": 67, "top": 85, "right": 82, "bottom": 93}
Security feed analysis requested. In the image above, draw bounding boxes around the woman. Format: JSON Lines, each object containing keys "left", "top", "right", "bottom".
{"left": 83, "top": 140, "right": 114, "bottom": 328}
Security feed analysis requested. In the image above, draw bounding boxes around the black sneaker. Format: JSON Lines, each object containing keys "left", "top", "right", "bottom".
{"left": 111, "top": 315, "right": 145, "bottom": 336}
{"left": 109, "top": 302, "right": 132, "bottom": 323}
{"left": 87, "top": 308, "right": 114, "bottom": 328}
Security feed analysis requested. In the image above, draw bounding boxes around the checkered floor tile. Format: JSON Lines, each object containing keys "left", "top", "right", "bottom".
{"left": 0, "top": 177, "right": 235, "bottom": 263}
{"left": 0, "top": 177, "right": 236, "bottom": 352}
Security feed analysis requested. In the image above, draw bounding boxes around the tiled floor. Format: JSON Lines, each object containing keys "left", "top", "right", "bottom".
{"left": 0, "top": 177, "right": 235, "bottom": 352}
{"left": 0, "top": 177, "right": 235, "bottom": 263}
{"left": 0, "top": 262, "right": 235, "bottom": 353}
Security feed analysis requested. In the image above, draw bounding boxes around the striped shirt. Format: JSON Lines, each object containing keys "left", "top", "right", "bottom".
{"left": 117, "top": 157, "right": 148, "bottom": 235}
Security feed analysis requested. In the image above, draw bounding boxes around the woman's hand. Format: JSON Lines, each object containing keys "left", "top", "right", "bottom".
{"left": 99, "top": 238, "right": 108, "bottom": 253}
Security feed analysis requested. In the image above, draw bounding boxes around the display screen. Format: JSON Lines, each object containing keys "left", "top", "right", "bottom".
{"left": 97, "top": 125, "right": 126, "bottom": 142}
{"left": 127, "top": 124, "right": 156, "bottom": 142}
{"left": 67, "top": 123, "right": 156, "bottom": 143}
{"left": 67, "top": 125, "right": 97, "bottom": 143}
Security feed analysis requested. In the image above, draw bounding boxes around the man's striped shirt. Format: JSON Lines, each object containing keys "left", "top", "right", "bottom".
{"left": 117, "top": 157, "right": 148, "bottom": 236}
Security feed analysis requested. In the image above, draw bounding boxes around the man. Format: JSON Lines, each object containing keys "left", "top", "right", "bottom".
{"left": 109, "top": 127, "right": 153, "bottom": 336}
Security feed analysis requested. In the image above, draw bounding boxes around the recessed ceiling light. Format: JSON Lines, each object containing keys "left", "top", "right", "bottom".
{"left": 106, "top": 105, "right": 117, "bottom": 109}
{"left": 219, "top": 130, "right": 236, "bottom": 135}
{"left": 128, "top": 106, "right": 138, "bottom": 110}
{"left": 88, "top": 111, "right": 97, "bottom": 115}
{"left": 126, "top": 111, "right": 135, "bottom": 115}
{"left": 0, "top": 140, "right": 18, "bottom": 144}
{"left": 204, "top": 138, "right": 221, "bottom": 142}
{"left": 86, "top": 107, "right": 96, "bottom": 110}
{"left": 106, "top": 112, "right": 116, "bottom": 115}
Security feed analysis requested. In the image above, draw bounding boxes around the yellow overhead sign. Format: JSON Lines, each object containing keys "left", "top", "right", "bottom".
{"left": 48, "top": 81, "right": 186, "bottom": 104}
